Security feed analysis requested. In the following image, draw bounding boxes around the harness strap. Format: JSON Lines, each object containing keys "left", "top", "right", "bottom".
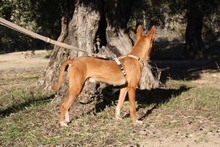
{"left": 114, "top": 55, "right": 145, "bottom": 79}
{"left": 128, "top": 55, "right": 145, "bottom": 66}
{"left": 114, "top": 58, "right": 127, "bottom": 77}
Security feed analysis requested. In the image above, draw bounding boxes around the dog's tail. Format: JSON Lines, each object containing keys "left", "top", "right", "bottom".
{"left": 51, "top": 59, "right": 72, "bottom": 91}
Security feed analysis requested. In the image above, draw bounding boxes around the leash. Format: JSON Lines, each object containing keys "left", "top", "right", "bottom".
{"left": 1, "top": 17, "right": 159, "bottom": 74}
{"left": 0, "top": 17, "right": 111, "bottom": 59}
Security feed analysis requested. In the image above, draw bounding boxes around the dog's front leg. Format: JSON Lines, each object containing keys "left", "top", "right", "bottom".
{"left": 128, "top": 87, "right": 142, "bottom": 125}
{"left": 115, "top": 87, "right": 127, "bottom": 120}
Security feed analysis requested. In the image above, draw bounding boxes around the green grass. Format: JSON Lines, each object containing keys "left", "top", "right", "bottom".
{"left": 162, "top": 80, "right": 220, "bottom": 111}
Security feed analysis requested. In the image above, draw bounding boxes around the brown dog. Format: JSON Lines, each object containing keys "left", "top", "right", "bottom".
{"left": 52, "top": 25, "right": 156, "bottom": 127}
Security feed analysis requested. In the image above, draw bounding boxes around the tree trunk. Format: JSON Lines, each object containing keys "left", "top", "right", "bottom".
{"left": 38, "top": 0, "right": 134, "bottom": 107}
{"left": 184, "top": 0, "right": 205, "bottom": 59}
{"left": 38, "top": 0, "right": 159, "bottom": 113}
{"left": 104, "top": 0, "right": 133, "bottom": 55}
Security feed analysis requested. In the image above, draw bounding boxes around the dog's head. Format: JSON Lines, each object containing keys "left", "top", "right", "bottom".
{"left": 134, "top": 25, "right": 156, "bottom": 59}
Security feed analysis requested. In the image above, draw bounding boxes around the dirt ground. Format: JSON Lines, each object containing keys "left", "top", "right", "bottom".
{"left": 0, "top": 50, "right": 49, "bottom": 70}
{"left": 0, "top": 50, "right": 219, "bottom": 146}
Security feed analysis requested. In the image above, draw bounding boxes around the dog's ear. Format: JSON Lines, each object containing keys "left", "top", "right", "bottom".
{"left": 136, "top": 25, "right": 143, "bottom": 39}
{"left": 134, "top": 25, "right": 143, "bottom": 46}
{"left": 146, "top": 26, "right": 156, "bottom": 42}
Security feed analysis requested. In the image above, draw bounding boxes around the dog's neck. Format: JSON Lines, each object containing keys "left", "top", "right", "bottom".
{"left": 129, "top": 40, "right": 152, "bottom": 63}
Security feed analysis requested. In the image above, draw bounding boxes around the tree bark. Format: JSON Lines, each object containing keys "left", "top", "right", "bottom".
{"left": 38, "top": 0, "right": 159, "bottom": 113}
{"left": 38, "top": 0, "right": 134, "bottom": 104}
{"left": 184, "top": 0, "right": 205, "bottom": 59}
{"left": 103, "top": 0, "right": 133, "bottom": 55}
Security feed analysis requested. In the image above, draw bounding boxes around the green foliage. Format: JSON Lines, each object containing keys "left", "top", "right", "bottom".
{"left": 129, "top": 0, "right": 220, "bottom": 34}
{"left": 0, "top": 0, "right": 219, "bottom": 52}
{"left": 0, "top": 0, "right": 64, "bottom": 52}
{"left": 129, "top": 0, "right": 186, "bottom": 30}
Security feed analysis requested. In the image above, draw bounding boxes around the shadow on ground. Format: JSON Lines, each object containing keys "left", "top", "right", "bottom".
{"left": 92, "top": 84, "right": 190, "bottom": 120}
{"left": 152, "top": 59, "right": 220, "bottom": 82}
{"left": 0, "top": 95, "right": 54, "bottom": 118}
{"left": 91, "top": 44, "right": 220, "bottom": 119}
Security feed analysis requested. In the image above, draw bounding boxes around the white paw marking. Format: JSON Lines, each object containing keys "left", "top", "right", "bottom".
{"left": 115, "top": 107, "right": 122, "bottom": 120}
{"left": 134, "top": 120, "right": 143, "bottom": 126}
{"left": 64, "top": 112, "right": 70, "bottom": 123}
{"left": 60, "top": 121, "right": 68, "bottom": 127}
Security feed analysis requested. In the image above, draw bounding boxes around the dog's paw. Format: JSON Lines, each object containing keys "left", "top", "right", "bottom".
{"left": 64, "top": 112, "right": 70, "bottom": 123}
{"left": 115, "top": 110, "right": 122, "bottom": 120}
{"left": 134, "top": 120, "right": 143, "bottom": 126}
{"left": 115, "top": 115, "right": 122, "bottom": 120}
{"left": 64, "top": 118, "right": 70, "bottom": 123}
{"left": 115, "top": 108, "right": 122, "bottom": 120}
{"left": 60, "top": 121, "right": 69, "bottom": 127}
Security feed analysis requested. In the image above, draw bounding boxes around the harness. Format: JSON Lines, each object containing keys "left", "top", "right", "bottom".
{"left": 114, "top": 55, "right": 145, "bottom": 79}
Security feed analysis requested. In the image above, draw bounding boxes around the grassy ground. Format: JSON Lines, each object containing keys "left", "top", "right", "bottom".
{"left": 0, "top": 51, "right": 220, "bottom": 146}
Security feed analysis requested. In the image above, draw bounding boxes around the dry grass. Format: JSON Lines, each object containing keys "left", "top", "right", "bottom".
{"left": 0, "top": 66, "right": 220, "bottom": 146}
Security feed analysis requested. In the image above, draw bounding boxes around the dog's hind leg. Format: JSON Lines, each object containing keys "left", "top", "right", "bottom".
{"left": 60, "top": 85, "right": 84, "bottom": 127}
{"left": 115, "top": 87, "right": 127, "bottom": 120}
{"left": 59, "top": 70, "right": 85, "bottom": 127}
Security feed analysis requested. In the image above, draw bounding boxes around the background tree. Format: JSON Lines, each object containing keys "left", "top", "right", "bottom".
{"left": 130, "top": 0, "right": 220, "bottom": 59}
{"left": 41, "top": 0, "right": 134, "bottom": 88}
{"left": 39, "top": 0, "right": 160, "bottom": 109}
{"left": 184, "top": 0, "right": 220, "bottom": 59}
{"left": 39, "top": 0, "right": 219, "bottom": 94}
{"left": 1, "top": 0, "right": 219, "bottom": 56}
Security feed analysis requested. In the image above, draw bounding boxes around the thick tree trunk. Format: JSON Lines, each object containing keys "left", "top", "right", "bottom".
{"left": 104, "top": 0, "right": 133, "bottom": 55}
{"left": 39, "top": 0, "right": 103, "bottom": 105}
{"left": 184, "top": 0, "right": 205, "bottom": 59}
{"left": 38, "top": 0, "right": 135, "bottom": 106}
{"left": 38, "top": 0, "right": 159, "bottom": 113}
